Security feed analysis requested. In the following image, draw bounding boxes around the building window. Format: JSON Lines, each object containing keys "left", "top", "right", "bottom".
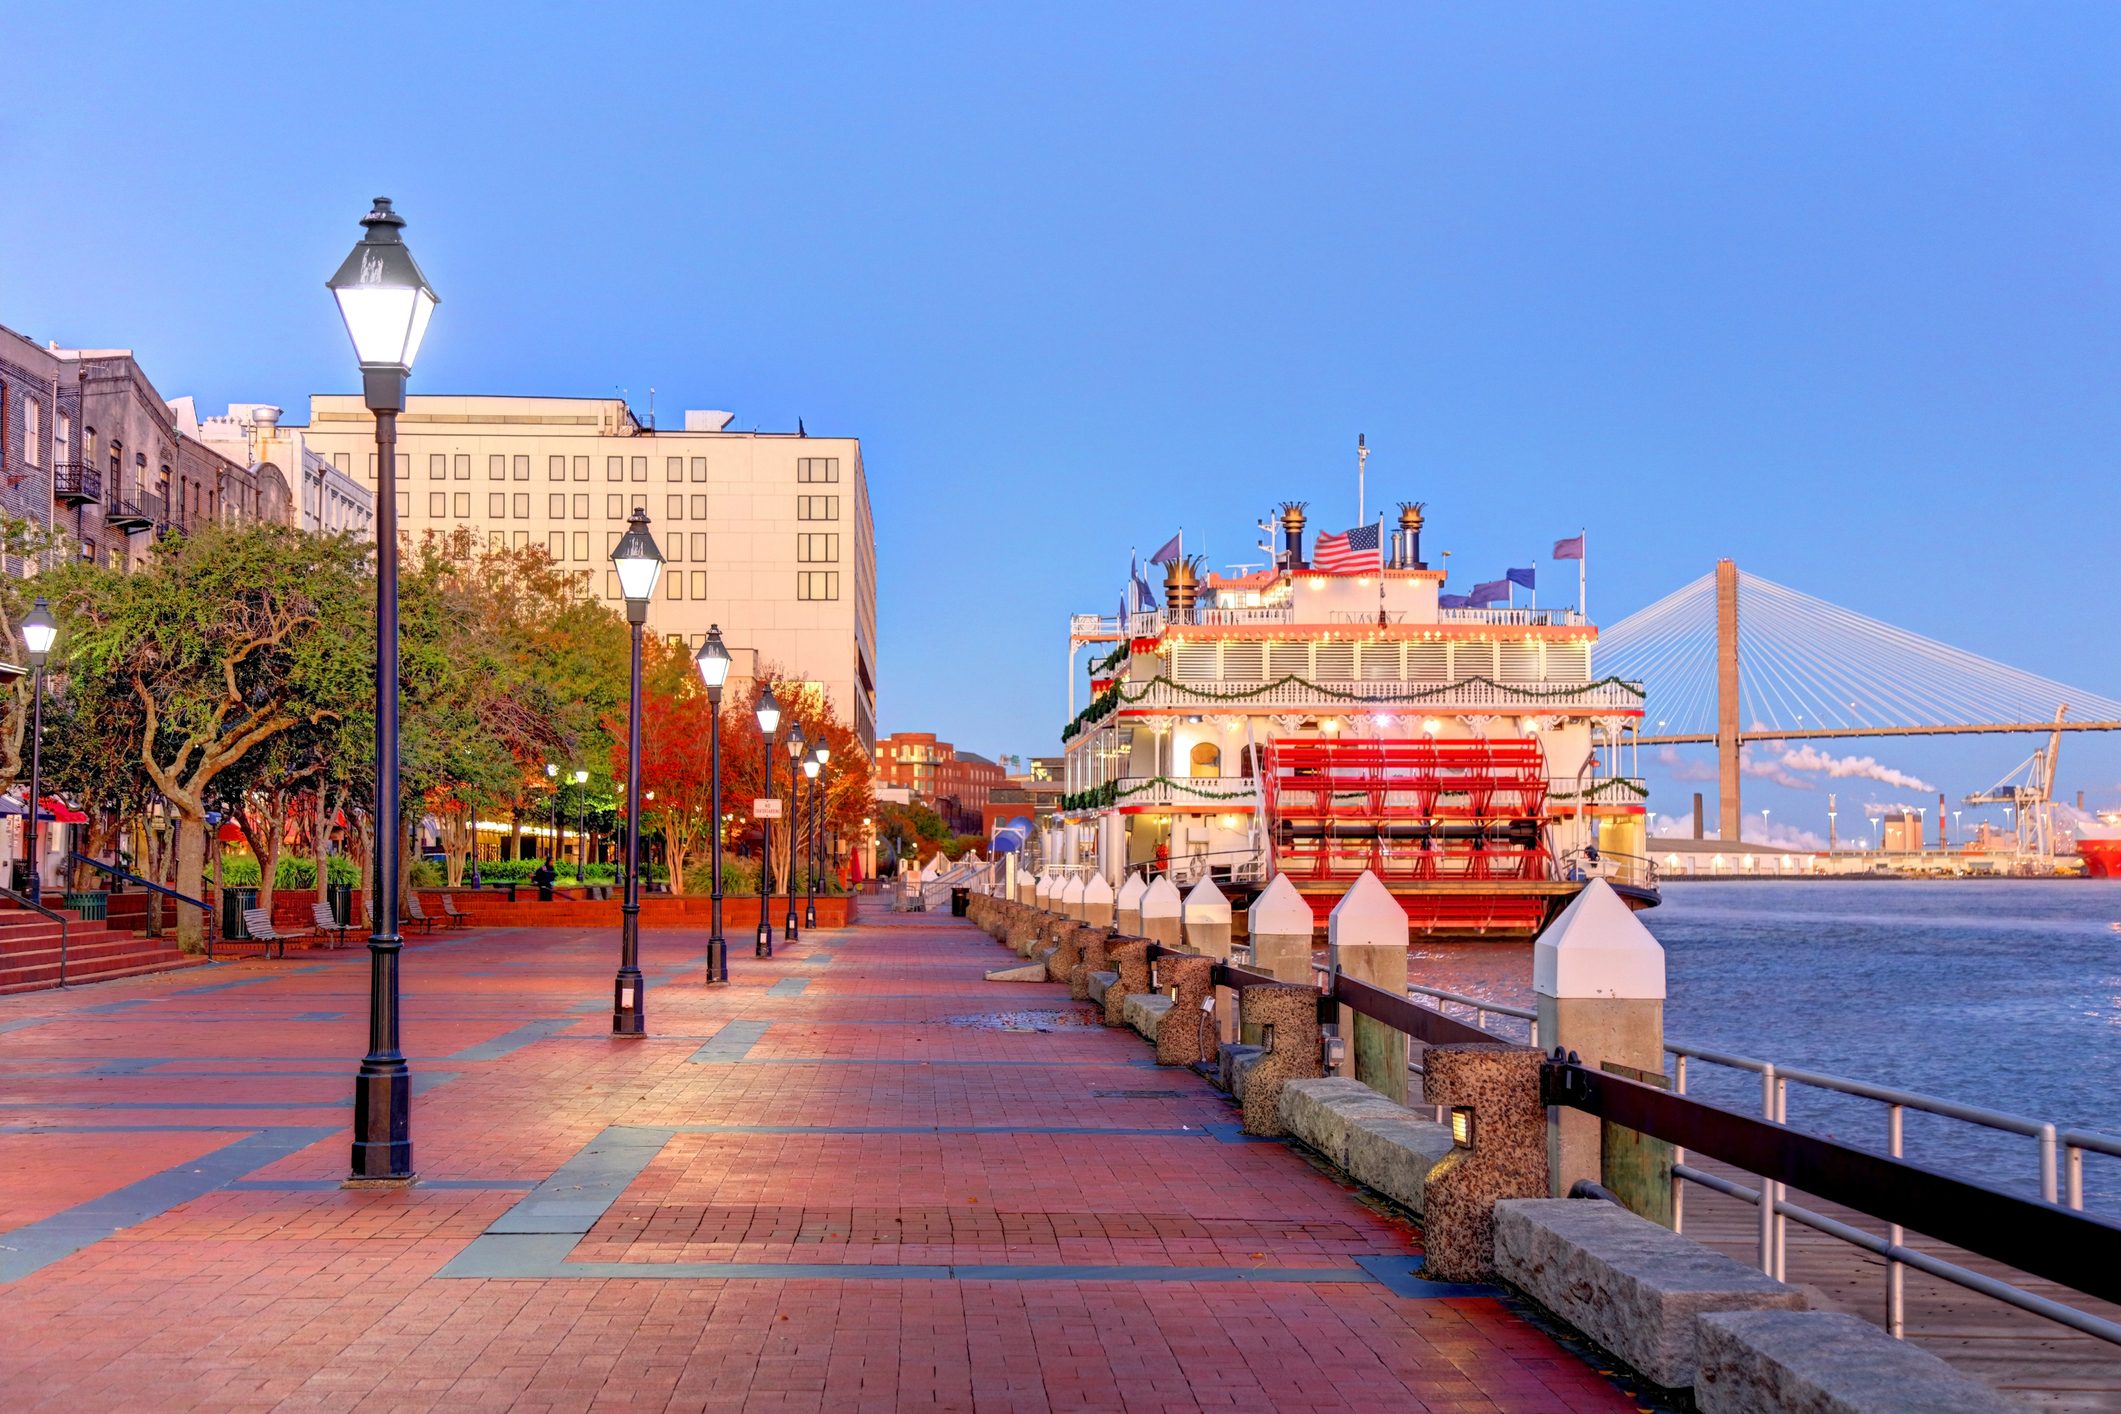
{"left": 667, "top": 495, "right": 684, "bottom": 520}
{"left": 430, "top": 453, "right": 447, "bottom": 480}
{"left": 798, "top": 533, "right": 839, "bottom": 563}
{"left": 630, "top": 493, "right": 645, "bottom": 512}
{"left": 512, "top": 493, "right": 530, "bottom": 519}
{"left": 666, "top": 457, "right": 684, "bottom": 482}
{"left": 333, "top": 451, "right": 351, "bottom": 474}
{"left": 550, "top": 493, "right": 568, "bottom": 518}
{"left": 668, "top": 534, "right": 685, "bottom": 563}
{"left": 630, "top": 456, "right": 647, "bottom": 482}
{"left": 690, "top": 570, "right": 707, "bottom": 599}
{"left": 689, "top": 532, "right": 707, "bottom": 561}
{"left": 395, "top": 491, "right": 410, "bottom": 516}
{"left": 489, "top": 454, "right": 506, "bottom": 480}
{"left": 797, "top": 457, "right": 840, "bottom": 483}
{"left": 512, "top": 530, "right": 529, "bottom": 549}
{"left": 513, "top": 455, "right": 530, "bottom": 481}
{"left": 689, "top": 494, "right": 708, "bottom": 520}
{"left": 606, "top": 530, "right": 622, "bottom": 555}
{"left": 572, "top": 455, "right": 589, "bottom": 481}
{"left": 690, "top": 457, "right": 707, "bottom": 482}
{"left": 549, "top": 531, "right": 565, "bottom": 560}
{"left": 22, "top": 398, "right": 40, "bottom": 466}
{"left": 489, "top": 492, "right": 507, "bottom": 517}
{"left": 454, "top": 453, "right": 470, "bottom": 479}
{"left": 666, "top": 568, "right": 682, "bottom": 599}
{"left": 798, "top": 571, "right": 840, "bottom": 601}
{"left": 429, "top": 492, "right": 446, "bottom": 516}
{"left": 797, "top": 495, "right": 839, "bottom": 521}
{"left": 550, "top": 455, "right": 567, "bottom": 481}
{"left": 606, "top": 494, "right": 623, "bottom": 519}
{"left": 572, "top": 530, "right": 589, "bottom": 561}
{"left": 604, "top": 570, "right": 620, "bottom": 599}
{"left": 454, "top": 492, "right": 470, "bottom": 517}
{"left": 80, "top": 537, "right": 97, "bottom": 562}
{"left": 606, "top": 456, "right": 623, "bottom": 481}
{"left": 489, "top": 530, "right": 506, "bottom": 551}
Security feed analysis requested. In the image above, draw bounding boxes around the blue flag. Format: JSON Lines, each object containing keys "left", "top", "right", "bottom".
{"left": 1149, "top": 532, "right": 1182, "bottom": 565}
{"left": 1469, "top": 579, "right": 1511, "bottom": 607}
{"left": 1438, "top": 593, "right": 1472, "bottom": 609}
{"left": 1506, "top": 566, "right": 1536, "bottom": 590}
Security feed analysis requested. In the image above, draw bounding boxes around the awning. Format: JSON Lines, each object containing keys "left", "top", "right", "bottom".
{"left": 0, "top": 796, "right": 87, "bottom": 823}
{"left": 217, "top": 821, "right": 246, "bottom": 843}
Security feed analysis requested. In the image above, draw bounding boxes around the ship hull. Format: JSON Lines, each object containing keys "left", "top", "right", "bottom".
{"left": 2081, "top": 838, "right": 2121, "bottom": 880}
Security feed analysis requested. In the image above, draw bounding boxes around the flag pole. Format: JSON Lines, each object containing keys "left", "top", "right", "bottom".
{"left": 1531, "top": 560, "right": 1537, "bottom": 611}
{"left": 1578, "top": 528, "right": 1587, "bottom": 621}
{"left": 1357, "top": 433, "right": 1368, "bottom": 528}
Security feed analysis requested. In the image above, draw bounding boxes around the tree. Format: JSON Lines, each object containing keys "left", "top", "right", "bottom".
{"left": 607, "top": 637, "right": 718, "bottom": 894}
{"left": 46, "top": 524, "right": 370, "bottom": 952}
{"left": 709, "top": 669, "right": 873, "bottom": 892}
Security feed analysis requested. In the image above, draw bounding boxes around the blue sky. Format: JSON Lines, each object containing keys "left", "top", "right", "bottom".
{"left": 6, "top": 4, "right": 2118, "bottom": 836}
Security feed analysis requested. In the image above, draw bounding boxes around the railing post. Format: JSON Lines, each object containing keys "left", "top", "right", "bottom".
{"left": 1328, "top": 871, "right": 1409, "bottom": 1105}
{"left": 1182, "top": 878, "right": 1234, "bottom": 1043}
{"left": 1138, "top": 876, "right": 1182, "bottom": 950}
{"left": 1243, "top": 874, "right": 1312, "bottom": 1047}
{"left": 1116, "top": 870, "right": 1146, "bottom": 935}
{"left": 1534, "top": 879, "right": 1666, "bottom": 1202}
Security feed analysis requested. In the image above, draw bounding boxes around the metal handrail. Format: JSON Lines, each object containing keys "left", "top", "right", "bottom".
{"left": 70, "top": 853, "right": 218, "bottom": 955}
{"left": 0, "top": 885, "right": 69, "bottom": 987}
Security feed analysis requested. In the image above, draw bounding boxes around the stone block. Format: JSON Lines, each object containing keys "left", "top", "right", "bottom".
{"left": 1694, "top": 1310, "right": 2016, "bottom": 1413}
{"left": 1237, "top": 984, "right": 1324, "bottom": 1135}
{"left": 1045, "top": 926, "right": 1088, "bottom": 984}
{"left": 1074, "top": 933, "right": 1115, "bottom": 1002}
{"left": 1493, "top": 1198, "right": 1807, "bottom": 1388}
{"left": 1219, "top": 1042, "right": 1264, "bottom": 1098}
{"left": 1153, "top": 954, "right": 1216, "bottom": 1067}
{"left": 1103, "top": 941, "right": 1151, "bottom": 1027}
{"left": 1346, "top": 1113, "right": 1459, "bottom": 1212}
{"left": 1123, "top": 991, "right": 1172, "bottom": 1042}
{"left": 984, "top": 963, "right": 1050, "bottom": 983}
{"left": 1277, "top": 1077, "right": 1412, "bottom": 1168}
{"left": 1419, "top": 1045, "right": 1549, "bottom": 1282}
{"left": 1086, "top": 970, "right": 1118, "bottom": 1004}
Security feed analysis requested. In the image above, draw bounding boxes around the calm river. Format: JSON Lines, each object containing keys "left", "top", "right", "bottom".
{"left": 1406, "top": 879, "right": 2121, "bottom": 1213}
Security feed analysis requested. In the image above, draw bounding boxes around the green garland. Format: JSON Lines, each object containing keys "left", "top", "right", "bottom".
{"left": 1551, "top": 778, "right": 1650, "bottom": 801}
{"left": 1059, "top": 775, "right": 1260, "bottom": 812}
{"left": 1061, "top": 673, "right": 1643, "bottom": 739}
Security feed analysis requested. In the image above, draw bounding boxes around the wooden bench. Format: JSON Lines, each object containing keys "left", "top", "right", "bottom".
{"left": 437, "top": 893, "right": 473, "bottom": 929}
{"left": 237, "top": 907, "right": 291, "bottom": 960}
{"left": 403, "top": 894, "right": 438, "bottom": 934}
{"left": 311, "top": 902, "right": 352, "bottom": 948}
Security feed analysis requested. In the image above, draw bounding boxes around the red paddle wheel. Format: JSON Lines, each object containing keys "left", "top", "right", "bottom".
{"left": 1261, "top": 737, "right": 1554, "bottom": 935}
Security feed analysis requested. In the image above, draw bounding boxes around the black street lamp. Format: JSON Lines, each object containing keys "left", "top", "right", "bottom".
{"left": 21, "top": 598, "right": 56, "bottom": 904}
{"left": 801, "top": 754, "right": 820, "bottom": 930}
{"left": 754, "top": 684, "right": 781, "bottom": 957}
{"left": 783, "top": 722, "right": 806, "bottom": 941}
{"left": 695, "top": 627, "right": 732, "bottom": 984}
{"left": 572, "top": 768, "right": 589, "bottom": 881}
{"left": 610, "top": 507, "right": 664, "bottom": 1037}
{"left": 328, "top": 195, "right": 437, "bottom": 1183}
{"left": 544, "top": 762, "right": 561, "bottom": 868}
{"left": 806, "top": 738, "right": 830, "bottom": 929}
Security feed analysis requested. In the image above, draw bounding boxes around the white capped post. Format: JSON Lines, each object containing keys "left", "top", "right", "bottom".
{"left": 1082, "top": 871, "right": 1115, "bottom": 929}
{"left": 1116, "top": 871, "right": 1147, "bottom": 935}
{"left": 1139, "top": 875, "right": 1183, "bottom": 949}
{"left": 1328, "top": 871, "right": 1410, "bottom": 1104}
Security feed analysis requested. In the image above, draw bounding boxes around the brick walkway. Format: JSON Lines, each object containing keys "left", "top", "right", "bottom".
{"left": 0, "top": 911, "right": 1633, "bottom": 1411}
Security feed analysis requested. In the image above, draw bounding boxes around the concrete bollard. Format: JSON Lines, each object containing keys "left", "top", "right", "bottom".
{"left": 1061, "top": 873, "right": 1086, "bottom": 921}
{"left": 1116, "top": 871, "right": 1146, "bottom": 935}
{"left": 1183, "top": 877, "right": 1235, "bottom": 1043}
{"left": 1237, "top": 983, "right": 1325, "bottom": 1135}
{"left": 1106, "top": 940, "right": 1152, "bottom": 1027}
{"left": 1419, "top": 1044, "right": 1548, "bottom": 1282}
{"left": 1154, "top": 953, "right": 1217, "bottom": 1067}
{"left": 1535, "top": 879, "right": 1666, "bottom": 1200}
{"left": 1244, "top": 873, "right": 1315, "bottom": 1046}
{"left": 1082, "top": 872, "right": 1115, "bottom": 930}
{"left": 1034, "top": 872, "right": 1055, "bottom": 912}
{"left": 1328, "top": 871, "right": 1410, "bottom": 1105}
{"left": 1139, "top": 876, "right": 1183, "bottom": 950}
{"left": 1074, "top": 931, "right": 1115, "bottom": 1003}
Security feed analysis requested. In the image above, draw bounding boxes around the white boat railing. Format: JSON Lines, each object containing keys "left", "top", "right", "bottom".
{"left": 1118, "top": 677, "right": 1643, "bottom": 712}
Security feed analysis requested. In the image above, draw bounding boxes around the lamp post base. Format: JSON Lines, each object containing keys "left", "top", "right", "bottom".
{"left": 612, "top": 965, "right": 646, "bottom": 1037}
{"left": 756, "top": 922, "right": 774, "bottom": 958}
{"left": 804, "top": 900, "right": 817, "bottom": 930}
{"left": 784, "top": 907, "right": 800, "bottom": 943}
{"left": 705, "top": 932, "right": 729, "bottom": 984}
{"left": 349, "top": 1060, "right": 413, "bottom": 1180}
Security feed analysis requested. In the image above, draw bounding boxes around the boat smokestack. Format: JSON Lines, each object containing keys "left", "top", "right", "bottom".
{"left": 1692, "top": 792, "right": 1704, "bottom": 840}
{"left": 1395, "top": 501, "right": 1426, "bottom": 569}
{"left": 1162, "top": 555, "right": 1203, "bottom": 626}
{"left": 1278, "top": 502, "right": 1308, "bottom": 570}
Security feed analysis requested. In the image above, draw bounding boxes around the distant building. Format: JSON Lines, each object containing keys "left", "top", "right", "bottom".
{"left": 191, "top": 403, "right": 371, "bottom": 539}
{"left": 875, "top": 732, "right": 1005, "bottom": 833}
{"left": 1881, "top": 811, "right": 1925, "bottom": 853}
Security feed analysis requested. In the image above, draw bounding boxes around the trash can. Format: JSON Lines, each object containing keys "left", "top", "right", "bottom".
{"left": 950, "top": 886, "right": 970, "bottom": 917}
{"left": 7, "top": 860, "right": 29, "bottom": 894}
{"left": 220, "top": 886, "right": 259, "bottom": 939}
{"left": 328, "top": 881, "right": 355, "bottom": 926}
{"left": 62, "top": 889, "right": 108, "bottom": 921}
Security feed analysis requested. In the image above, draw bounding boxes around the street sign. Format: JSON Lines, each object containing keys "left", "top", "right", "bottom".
{"left": 751, "top": 798, "right": 783, "bottom": 820}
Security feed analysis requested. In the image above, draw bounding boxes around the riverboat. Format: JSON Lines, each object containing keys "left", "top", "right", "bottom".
{"left": 2078, "top": 813, "right": 2121, "bottom": 879}
{"left": 1049, "top": 501, "right": 1656, "bottom": 940}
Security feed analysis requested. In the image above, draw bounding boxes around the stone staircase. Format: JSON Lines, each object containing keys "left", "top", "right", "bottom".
{"left": 0, "top": 898, "right": 207, "bottom": 994}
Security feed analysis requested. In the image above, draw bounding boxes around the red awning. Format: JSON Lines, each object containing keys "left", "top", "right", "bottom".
{"left": 37, "top": 797, "right": 88, "bottom": 825}
{"left": 217, "top": 821, "right": 246, "bottom": 843}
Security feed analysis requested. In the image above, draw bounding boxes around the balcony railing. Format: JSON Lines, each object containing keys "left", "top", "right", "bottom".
{"left": 1439, "top": 606, "right": 1585, "bottom": 627}
{"left": 1117, "top": 676, "right": 1646, "bottom": 714}
{"left": 53, "top": 462, "right": 103, "bottom": 505}
{"left": 105, "top": 493, "right": 156, "bottom": 533}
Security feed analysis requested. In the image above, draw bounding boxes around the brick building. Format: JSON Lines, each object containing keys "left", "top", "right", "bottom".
{"left": 875, "top": 732, "right": 1006, "bottom": 834}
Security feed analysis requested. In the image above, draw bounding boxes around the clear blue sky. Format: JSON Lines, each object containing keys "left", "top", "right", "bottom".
{"left": 7, "top": 4, "right": 2118, "bottom": 835}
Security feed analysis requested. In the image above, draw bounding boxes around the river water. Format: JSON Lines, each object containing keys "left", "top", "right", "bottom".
{"left": 1405, "top": 879, "right": 2121, "bottom": 1214}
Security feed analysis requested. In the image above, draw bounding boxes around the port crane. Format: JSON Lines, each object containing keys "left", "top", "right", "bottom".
{"left": 1961, "top": 706, "right": 2066, "bottom": 861}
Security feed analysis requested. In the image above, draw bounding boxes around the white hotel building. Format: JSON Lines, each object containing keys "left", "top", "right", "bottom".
{"left": 295, "top": 395, "right": 878, "bottom": 748}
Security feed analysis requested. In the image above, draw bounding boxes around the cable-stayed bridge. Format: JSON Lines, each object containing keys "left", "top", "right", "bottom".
{"left": 1594, "top": 560, "right": 2121, "bottom": 840}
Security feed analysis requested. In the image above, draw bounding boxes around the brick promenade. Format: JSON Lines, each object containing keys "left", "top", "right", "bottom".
{"left": 0, "top": 910, "right": 1633, "bottom": 1411}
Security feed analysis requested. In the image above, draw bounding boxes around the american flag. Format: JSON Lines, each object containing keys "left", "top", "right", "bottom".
{"left": 1312, "top": 522, "right": 1382, "bottom": 573}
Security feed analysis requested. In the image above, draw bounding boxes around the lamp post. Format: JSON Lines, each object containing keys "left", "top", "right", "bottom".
{"left": 328, "top": 196, "right": 437, "bottom": 1183}
{"left": 695, "top": 627, "right": 732, "bottom": 983}
{"left": 801, "top": 755, "right": 821, "bottom": 929}
{"left": 755, "top": 684, "right": 781, "bottom": 957}
{"left": 807, "top": 738, "right": 831, "bottom": 929}
{"left": 783, "top": 723, "right": 807, "bottom": 941}
{"left": 21, "top": 598, "right": 56, "bottom": 905}
{"left": 546, "top": 762, "right": 561, "bottom": 868}
{"left": 572, "top": 768, "right": 589, "bottom": 881}
{"left": 610, "top": 508, "right": 664, "bottom": 1037}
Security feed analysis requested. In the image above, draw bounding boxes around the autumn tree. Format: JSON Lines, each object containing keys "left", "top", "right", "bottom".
{"left": 709, "top": 667, "right": 873, "bottom": 891}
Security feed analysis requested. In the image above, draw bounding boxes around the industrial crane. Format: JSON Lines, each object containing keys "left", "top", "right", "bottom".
{"left": 1962, "top": 706, "right": 2065, "bottom": 860}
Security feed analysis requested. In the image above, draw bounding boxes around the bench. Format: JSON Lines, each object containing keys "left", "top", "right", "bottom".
{"left": 1694, "top": 1310, "right": 2016, "bottom": 1412}
{"left": 437, "top": 893, "right": 473, "bottom": 929}
{"left": 403, "top": 894, "right": 438, "bottom": 934}
{"left": 311, "top": 902, "right": 352, "bottom": 948}
{"left": 237, "top": 907, "right": 291, "bottom": 960}
{"left": 1492, "top": 1198, "right": 1807, "bottom": 1388}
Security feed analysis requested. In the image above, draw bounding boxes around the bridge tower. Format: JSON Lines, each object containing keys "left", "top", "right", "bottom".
{"left": 1715, "top": 558, "right": 1741, "bottom": 842}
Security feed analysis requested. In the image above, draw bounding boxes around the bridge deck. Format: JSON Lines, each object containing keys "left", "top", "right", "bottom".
{"left": 0, "top": 911, "right": 1639, "bottom": 1410}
